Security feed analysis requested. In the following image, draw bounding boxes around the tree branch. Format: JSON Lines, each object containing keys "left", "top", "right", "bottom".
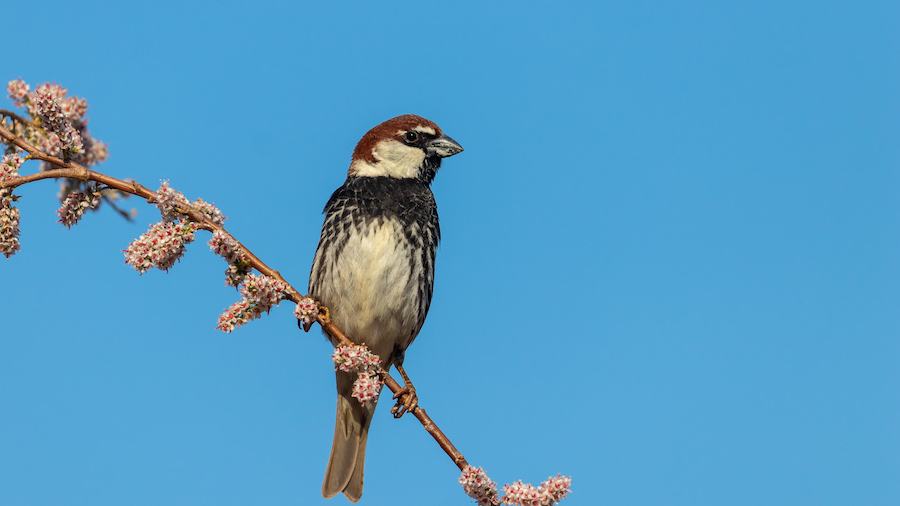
{"left": 0, "top": 108, "right": 33, "bottom": 129}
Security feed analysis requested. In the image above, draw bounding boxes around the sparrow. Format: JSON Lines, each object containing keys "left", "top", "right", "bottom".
{"left": 307, "top": 115, "right": 463, "bottom": 502}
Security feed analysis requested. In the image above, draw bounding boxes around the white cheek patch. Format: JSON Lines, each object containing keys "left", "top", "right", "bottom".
{"left": 352, "top": 140, "right": 425, "bottom": 178}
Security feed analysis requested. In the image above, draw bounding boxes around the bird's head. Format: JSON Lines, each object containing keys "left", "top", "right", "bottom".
{"left": 348, "top": 114, "right": 463, "bottom": 183}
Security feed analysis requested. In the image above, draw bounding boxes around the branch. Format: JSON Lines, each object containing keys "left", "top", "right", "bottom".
{"left": 101, "top": 193, "right": 135, "bottom": 222}
{"left": 0, "top": 108, "right": 33, "bottom": 129}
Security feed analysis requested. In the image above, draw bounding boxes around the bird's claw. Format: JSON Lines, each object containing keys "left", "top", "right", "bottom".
{"left": 390, "top": 384, "right": 418, "bottom": 418}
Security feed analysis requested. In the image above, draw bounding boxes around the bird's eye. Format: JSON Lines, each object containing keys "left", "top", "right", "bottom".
{"left": 404, "top": 131, "right": 419, "bottom": 143}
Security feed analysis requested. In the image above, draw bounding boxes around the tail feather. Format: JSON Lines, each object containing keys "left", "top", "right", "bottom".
{"left": 323, "top": 372, "right": 375, "bottom": 502}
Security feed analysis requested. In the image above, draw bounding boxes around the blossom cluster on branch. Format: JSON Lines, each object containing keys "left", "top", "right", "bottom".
{"left": 1, "top": 79, "right": 133, "bottom": 257}
{"left": 460, "top": 466, "right": 572, "bottom": 506}
{"left": 293, "top": 296, "right": 319, "bottom": 330}
{"left": 128, "top": 183, "right": 287, "bottom": 333}
{"left": 6, "top": 79, "right": 106, "bottom": 166}
{"left": 58, "top": 191, "right": 101, "bottom": 228}
{"left": 0, "top": 153, "right": 23, "bottom": 257}
{"left": 208, "top": 229, "right": 251, "bottom": 286}
{"left": 216, "top": 273, "right": 289, "bottom": 333}
{"left": 124, "top": 219, "right": 200, "bottom": 273}
{"left": 332, "top": 344, "right": 384, "bottom": 403}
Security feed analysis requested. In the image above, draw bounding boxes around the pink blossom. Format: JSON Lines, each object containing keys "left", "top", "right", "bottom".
{"left": 0, "top": 154, "right": 23, "bottom": 258}
{"left": 7, "top": 78, "right": 29, "bottom": 106}
{"left": 155, "top": 181, "right": 190, "bottom": 220}
{"left": 501, "top": 481, "right": 542, "bottom": 506}
{"left": 502, "top": 476, "right": 572, "bottom": 506}
{"left": 192, "top": 198, "right": 225, "bottom": 226}
{"left": 33, "top": 86, "right": 83, "bottom": 154}
{"left": 215, "top": 274, "right": 288, "bottom": 333}
{"left": 460, "top": 466, "right": 572, "bottom": 506}
{"left": 351, "top": 372, "right": 383, "bottom": 404}
{"left": 32, "top": 83, "right": 67, "bottom": 108}
{"left": 459, "top": 466, "right": 501, "bottom": 506}
{"left": 331, "top": 345, "right": 384, "bottom": 405}
{"left": 208, "top": 228, "right": 246, "bottom": 286}
{"left": 332, "top": 344, "right": 382, "bottom": 374}
{"left": 124, "top": 220, "right": 199, "bottom": 274}
{"left": 156, "top": 183, "right": 225, "bottom": 227}
{"left": 538, "top": 475, "right": 572, "bottom": 504}
{"left": 294, "top": 296, "right": 319, "bottom": 330}
{"left": 241, "top": 273, "right": 286, "bottom": 314}
{"left": 222, "top": 263, "right": 250, "bottom": 287}
{"left": 216, "top": 300, "right": 252, "bottom": 333}
{"left": 208, "top": 229, "right": 243, "bottom": 263}
{"left": 1, "top": 153, "right": 25, "bottom": 181}
{"left": 0, "top": 195, "right": 21, "bottom": 259}
{"left": 86, "top": 139, "right": 109, "bottom": 165}
{"left": 57, "top": 191, "right": 101, "bottom": 228}
{"left": 6, "top": 80, "right": 106, "bottom": 171}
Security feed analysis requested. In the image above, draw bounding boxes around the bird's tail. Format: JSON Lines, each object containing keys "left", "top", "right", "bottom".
{"left": 322, "top": 371, "right": 376, "bottom": 502}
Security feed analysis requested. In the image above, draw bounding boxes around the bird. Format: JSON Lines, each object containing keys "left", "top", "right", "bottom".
{"left": 306, "top": 114, "right": 463, "bottom": 502}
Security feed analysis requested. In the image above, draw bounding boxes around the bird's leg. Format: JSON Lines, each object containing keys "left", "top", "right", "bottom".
{"left": 390, "top": 363, "right": 418, "bottom": 418}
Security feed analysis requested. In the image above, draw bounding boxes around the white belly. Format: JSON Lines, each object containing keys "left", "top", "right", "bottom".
{"left": 313, "top": 218, "right": 422, "bottom": 362}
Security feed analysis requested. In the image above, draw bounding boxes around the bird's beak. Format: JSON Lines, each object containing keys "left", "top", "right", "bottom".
{"left": 427, "top": 135, "right": 464, "bottom": 158}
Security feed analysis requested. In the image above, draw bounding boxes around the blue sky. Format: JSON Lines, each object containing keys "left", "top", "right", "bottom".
{"left": 2, "top": 1, "right": 898, "bottom": 505}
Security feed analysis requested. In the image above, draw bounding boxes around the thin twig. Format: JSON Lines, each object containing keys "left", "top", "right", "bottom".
{"left": 0, "top": 108, "right": 33, "bottom": 129}
{"left": 100, "top": 193, "right": 135, "bottom": 222}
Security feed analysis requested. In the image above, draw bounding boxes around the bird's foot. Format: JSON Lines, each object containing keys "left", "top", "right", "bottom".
{"left": 390, "top": 383, "right": 417, "bottom": 418}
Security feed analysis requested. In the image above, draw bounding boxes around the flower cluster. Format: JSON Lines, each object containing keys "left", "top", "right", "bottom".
{"left": 4, "top": 79, "right": 112, "bottom": 205}
{"left": 293, "top": 296, "right": 319, "bottom": 330}
{"left": 155, "top": 181, "right": 190, "bottom": 221}
{"left": 33, "top": 86, "right": 83, "bottom": 154}
{"left": 332, "top": 345, "right": 384, "bottom": 403}
{"left": 333, "top": 344, "right": 383, "bottom": 374}
{"left": 156, "top": 182, "right": 226, "bottom": 227}
{"left": 7, "top": 78, "right": 29, "bottom": 106}
{"left": 57, "top": 191, "right": 101, "bottom": 228}
{"left": 215, "top": 273, "right": 288, "bottom": 333}
{"left": 242, "top": 273, "right": 285, "bottom": 313}
{"left": 8, "top": 81, "right": 87, "bottom": 129}
{"left": 0, "top": 153, "right": 24, "bottom": 258}
{"left": 208, "top": 229, "right": 250, "bottom": 286}
{"left": 0, "top": 193, "right": 20, "bottom": 259}
{"left": 124, "top": 220, "right": 199, "bottom": 273}
{"left": 352, "top": 373, "right": 382, "bottom": 403}
{"left": 459, "top": 467, "right": 572, "bottom": 506}
{"left": 1, "top": 153, "right": 25, "bottom": 181}
{"left": 192, "top": 198, "right": 225, "bottom": 226}
{"left": 501, "top": 476, "right": 572, "bottom": 506}
{"left": 459, "top": 466, "right": 501, "bottom": 506}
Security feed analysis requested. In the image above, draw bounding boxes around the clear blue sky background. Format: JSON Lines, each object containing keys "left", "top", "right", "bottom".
{"left": 2, "top": 1, "right": 897, "bottom": 505}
